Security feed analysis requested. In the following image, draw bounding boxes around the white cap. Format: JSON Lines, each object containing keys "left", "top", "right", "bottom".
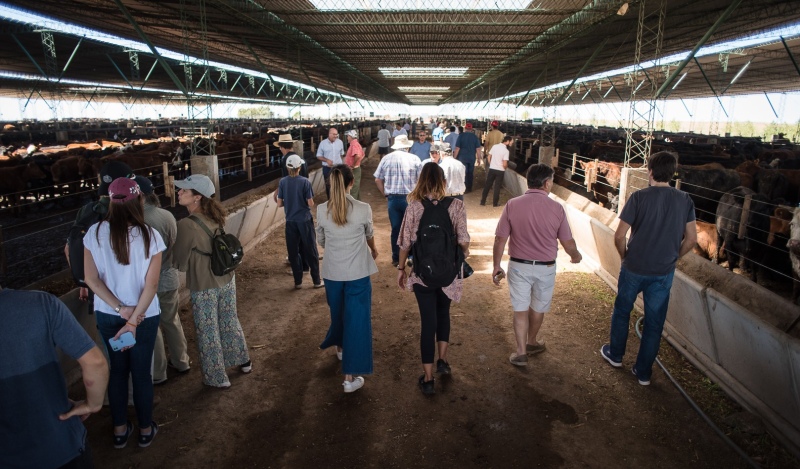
{"left": 286, "top": 154, "right": 305, "bottom": 169}
{"left": 174, "top": 174, "right": 215, "bottom": 198}
{"left": 346, "top": 129, "right": 358, "bottom": 139}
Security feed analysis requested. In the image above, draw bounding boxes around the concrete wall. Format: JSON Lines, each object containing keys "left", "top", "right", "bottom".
{"left": 503, "top": 170, "right": 800, "bottom": 456}
{"left": 57, "top": 169, "right": 325, "bottom": 387}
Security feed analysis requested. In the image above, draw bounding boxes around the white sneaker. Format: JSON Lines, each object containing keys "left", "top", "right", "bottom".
{"left": 343, "top": 377, "right": 364, "bottom": 393}
{"left": 336, "top": 348, "right": 343, "bottom": 361}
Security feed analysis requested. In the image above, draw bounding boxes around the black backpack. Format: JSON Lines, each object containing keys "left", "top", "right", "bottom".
{"left": 188, "top": 215, "right": 244, "bottom": 276}
{"left": 412, "top": 198, "right": 459, "bottom": 288}
{"left": 67, "top": 199, "right": 109, "bottom": 287}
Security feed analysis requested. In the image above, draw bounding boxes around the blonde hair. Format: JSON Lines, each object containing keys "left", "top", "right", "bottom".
{"left": 328, "top": 165, "right": 354, "bottom": 226}
{"left": 408, "top": 163, "right": 446, "bottom": 203}
{"left": 288, "top": 166, "right": 301, "bottom": 177}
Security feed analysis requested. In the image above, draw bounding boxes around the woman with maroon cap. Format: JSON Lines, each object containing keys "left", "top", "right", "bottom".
{"left": 83, "top": 177, "right": 165, "bottom": 449}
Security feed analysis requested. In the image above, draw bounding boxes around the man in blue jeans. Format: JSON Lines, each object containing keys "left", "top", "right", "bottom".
{"left": 600, "top": 152, "right": 697, "bottom": 385}
{"left": 453, "top": 122, "right": 481, "bottom": 193}
{"left": 373, "top": 134, "right": 422, "bottom": 267}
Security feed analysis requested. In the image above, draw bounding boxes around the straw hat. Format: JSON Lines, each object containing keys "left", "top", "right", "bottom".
{"left": 273, "top": 133, "right": 295, "bottom": 147}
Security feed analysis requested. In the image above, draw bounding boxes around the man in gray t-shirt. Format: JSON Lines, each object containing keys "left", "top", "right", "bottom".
{"left": 600, "top": 152, "right": 697, "bottom": 386}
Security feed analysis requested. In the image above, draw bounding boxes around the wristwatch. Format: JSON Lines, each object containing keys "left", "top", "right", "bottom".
{"left": 114, "top": 303, "right": 123, "bottom": 313}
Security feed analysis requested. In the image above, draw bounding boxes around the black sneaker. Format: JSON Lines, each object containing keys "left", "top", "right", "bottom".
{"left": 113, "top": 421, "right": 133, "bottom": 449}
{"left": 240, "top": 360, "right": 253, "bottom": 373}
{"left": 138, "top": 421, "right": 158, "bottom": 448}
{"left": 436, "top": 359, "right": 451, "bottom": 375}
{"left": 418, "top": 375, "right": 435, "bottom": 395}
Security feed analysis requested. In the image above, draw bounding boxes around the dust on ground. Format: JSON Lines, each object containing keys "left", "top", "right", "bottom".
{"left": 77, "top": 159, "right": 798, "bottom": 468}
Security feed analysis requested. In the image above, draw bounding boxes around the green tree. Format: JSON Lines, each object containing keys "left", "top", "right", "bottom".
{"left": 237, "top": 106, "right": 271, "bottom": 118}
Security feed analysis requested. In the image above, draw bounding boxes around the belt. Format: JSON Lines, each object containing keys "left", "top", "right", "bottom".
{"left": 448, "top": 192, "right": 463, "bottom": 197}
{"left": 510, "top": 257, "right": 555, "bottom": 266}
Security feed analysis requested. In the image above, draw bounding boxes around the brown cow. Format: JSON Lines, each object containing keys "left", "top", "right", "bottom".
{"left": 694, "top": 220, "right": 723, "bottom": 262}
{"left": 0, "top": 163, "right": 47, "bottom": 211}
{"left": 768, "top": 206, "right": 794, "bottom": 245}
{"left": 50, "top": 156, "right": 83, "bottom": 195}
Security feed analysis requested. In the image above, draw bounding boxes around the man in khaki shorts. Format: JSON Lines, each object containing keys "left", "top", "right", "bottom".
{"left": 492, "top": 164, "right": 582, "bottom": 366}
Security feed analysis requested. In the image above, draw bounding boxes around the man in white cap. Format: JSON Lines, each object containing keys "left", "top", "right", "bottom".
{"left": 373, "top": 134, "right": 422, "bottom": 267}
{"left": 344, "top": 129, "right": 365, "bottom": 200}
{"left": 316, "top": 128, "right": 344, "bottom": 199}
{"left": 436, "top": 142, "right": 467, "bottom": 201}
{"left": 278, "top": 154, "right": 322, "bottom": 289}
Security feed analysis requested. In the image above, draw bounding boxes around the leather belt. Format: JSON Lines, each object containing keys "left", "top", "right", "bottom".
{"left": 448, "top": 193, "right": 463, "bottom": 196}
{"left": 510, "top": 257, "right": 555, "bottom": 266}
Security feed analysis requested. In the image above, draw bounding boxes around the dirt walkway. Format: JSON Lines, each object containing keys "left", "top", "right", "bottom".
{"left": 82, "top": 159, "right": 748, "bottom": 468}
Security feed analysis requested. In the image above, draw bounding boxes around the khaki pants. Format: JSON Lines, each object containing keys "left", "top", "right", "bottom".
{"left": 351, "top": 166, "right": 362, "bottom": 200}
{"left": 153, "top": 288, "right": 190, "bottom": 380}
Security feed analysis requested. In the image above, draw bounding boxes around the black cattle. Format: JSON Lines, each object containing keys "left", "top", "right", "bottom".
{"left": 716, "top": 186, "right": 772, "bottom": 282}
{"left": 675, "top": 166, "right": 741, "bottom": 222}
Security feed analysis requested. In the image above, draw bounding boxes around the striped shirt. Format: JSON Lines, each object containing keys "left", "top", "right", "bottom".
{"left": 373, "top": 150, "right": 422, "bottom": 196}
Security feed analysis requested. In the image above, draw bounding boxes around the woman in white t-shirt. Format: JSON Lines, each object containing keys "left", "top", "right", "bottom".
{"left": 84, "top": 177, "right": 165, "bottom": 450}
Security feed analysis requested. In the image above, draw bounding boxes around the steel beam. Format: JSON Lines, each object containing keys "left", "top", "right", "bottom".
{"left": 781, "top": 36, "right": 800, "bottom": 77}
{"left": 556, "top": 38, "right": 609, "bottom": 104}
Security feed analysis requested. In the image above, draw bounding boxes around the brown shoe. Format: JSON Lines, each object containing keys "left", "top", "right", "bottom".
{"left": 526, "top": 341, "right": 547, "bottom": 356}
{"left": 509, "top": 353, "right": 528, "bottom": 366}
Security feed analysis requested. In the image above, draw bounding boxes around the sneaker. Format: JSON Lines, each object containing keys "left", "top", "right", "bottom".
{"left": 436, "top": 359, "right": 451, "bottom": 375}
{"left": 240, "top": 360, "right": 253, "bottom": 373}
{"left": 632, "top": 366, "right": 650, "bottom": 386}
{"left": 294, "top": 284, "right": 302, "bottom": 290}
{"left": 600, "top": 344, "right": 622, "bottom": 368}
{"left": 526, "top": 340, "right": 547, "bottom": 356}
{"left": 343, "top": 376, "right": 365, "bottom": 393}
{"left": 313, "top": 281, "right": 325, "bottom": 289}
{"left": 336, "top": 348, "right": 343, "bottom": 361}
{"left": 113, "top": 421, "right": 133, "bottom": 449}
{"left": 138, "top": 421, "right": 158, "bottom": 448}
{"left": 152, "top": 377, "right": 168, "bottom": 386}
{"left": 168, "top": 363, "right": 191, "bottom": 374}
{"left": 509, "top": 353, "right": 528, "bottom": 367}
{"left": 418, "top": 375, "right": 435, "bottom": 395}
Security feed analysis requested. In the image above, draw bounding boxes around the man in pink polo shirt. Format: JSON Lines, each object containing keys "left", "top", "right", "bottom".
{"left": 492, "top": 164, "right": 582, "bottom": 366}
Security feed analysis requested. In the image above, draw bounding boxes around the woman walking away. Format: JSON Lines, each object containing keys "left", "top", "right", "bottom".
{"left": 397, "top": 163, "right": 470, "bottom": 395}
{"left": 173, "top": 174, "right": 251, "bottom": 388}
{"left": 344, "top": 129, "right": 365, "bottom": 200}
{"left": 317, "top": 164, "right": 379, "bottom": 393}
{"left": 83, "top": 177, "right": 165, "bottom": 448}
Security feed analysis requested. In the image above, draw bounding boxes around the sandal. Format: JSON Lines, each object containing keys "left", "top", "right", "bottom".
{"left": 138, "top": 421, "right": 159, "bottom": 448}
{"left": 113, "top": 421, "right": 133, "bottom": 449}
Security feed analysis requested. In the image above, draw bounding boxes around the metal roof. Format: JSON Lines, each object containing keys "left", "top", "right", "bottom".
{"left": 0, "top": 0, "right": 798, "bottom": 106}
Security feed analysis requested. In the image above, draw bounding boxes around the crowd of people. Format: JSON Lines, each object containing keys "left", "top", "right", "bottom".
{"left": 0, "top": 118, "right": 697, "bottom": 468}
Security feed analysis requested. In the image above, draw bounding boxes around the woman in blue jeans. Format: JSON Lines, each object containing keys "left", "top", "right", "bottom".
{"left": 84, "top": 177, "right": 165, "bottom": 449}
{"left": 316, "top": 165, "right": 379, "bottom": 393}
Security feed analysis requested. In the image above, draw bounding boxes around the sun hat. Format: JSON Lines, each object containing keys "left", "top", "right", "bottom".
{"left": 345, "top": 129, "right": 358, "bottom": 139}
{"left": 465, "top": 123, "right": 474, "bottom": 130}
{"left": 108, "top": 177, "right": 141, "bottom": 204}
{"left": 391, "top": 134, "right": 413, "bottom": 149}
{"left": 273, "top": 133, "right": 295, "bottom": 147}
{"left": 286, "top": 154, "right": 305, "bottom": 169}
{"left": 174, "top": 174, "right": 215, "bottom": 198}
{"left": 98, "top": 160, "right": 134, "bottom": 196}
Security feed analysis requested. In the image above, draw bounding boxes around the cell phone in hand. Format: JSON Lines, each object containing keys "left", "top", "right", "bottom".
{"left": 109, "top": 331, "right": 136, "bottom": 351}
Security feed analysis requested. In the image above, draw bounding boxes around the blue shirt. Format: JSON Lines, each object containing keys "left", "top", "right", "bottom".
{"left": 409, "top": 140, "right": 432, "bottom": 161}
{"left": 0, "top": 289, "right": 96, "bottom": 469}
{"left": 432, "top": 127, "right": 444, "bottom": 141}
{"left": 278, "top": 176, "right": 314, "bottom": 222}
{"left": 316, "top": 138, "right": 344, "bottom": 167}
{"left": 444, "top": 132, "right": 459, "bottom": 151}
{"left": 455, "top": 131, "right": 481, "bottom": 163}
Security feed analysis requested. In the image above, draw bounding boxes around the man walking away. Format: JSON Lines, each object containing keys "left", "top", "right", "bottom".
{"left": 492, "top": 164, "right": 582, "bottom": 366}
{"left": 278, "top": 154, "right": 323, "bottom": 289}
{"left": 600, "top": 151, "right": 696, "bottom": 385}
{"left": 437, "top": 142, "right": 466, "bottom": 201}
{"left": 481, "top": 136, "right": 513, "bottom": 207}
{"left": 377, "top": 124, "right": 391, "bottom": 158}
{"left": 444, "top": 125, "right": 458, "bottom": 153}
{"left": 316, "top": 128, "right": 344, "bottom": 199}
{"left": 453, "top": 123, "right": 481, "bottom": 193}
{"left": 373, "top": 135, "right": 422, "bottom": 267}
{"left": 484, "top": 120, "right": 505, "bottom": 162}
{"left": 0, "top": 286, "right": 109, "bottom": 468}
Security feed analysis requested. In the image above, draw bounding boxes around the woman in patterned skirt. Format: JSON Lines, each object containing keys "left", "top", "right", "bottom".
{"left": 173, "top": 174, "right": 251, "bottom": 388}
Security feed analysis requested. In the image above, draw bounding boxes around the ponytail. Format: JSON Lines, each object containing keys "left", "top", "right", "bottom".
{"left": 328, "top": 164, "right": 354, "bottom": 226}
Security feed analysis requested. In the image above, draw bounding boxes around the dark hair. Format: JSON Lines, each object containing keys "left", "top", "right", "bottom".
{"left": 449, "top": 126, "right": 456, "bottom": 132}
{"left": 380, "top": 123, "right": 387, "bottom": 129}
{"left": 526, "top": 164, "right": 555, "bottom": 189}
{"left": 502, "top": 135, "right": 513, "bottom": 142}
{"left": 648, "top": 151, "right": 678, "bottom": 182}
{"left": 191, "top": 189, "right": 227, "bottom": 227}
{"left": 98, "top": 195, "right": 153, "bottom": 265}
{"left": 279, "top": 142, "right": 293, "bottom": 150}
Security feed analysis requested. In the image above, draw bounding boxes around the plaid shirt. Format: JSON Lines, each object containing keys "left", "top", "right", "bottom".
{"left": 373, "top": 150, "right": 422, "bottom": 195}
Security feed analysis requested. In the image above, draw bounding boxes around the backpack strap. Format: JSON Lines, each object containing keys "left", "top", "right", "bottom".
{"left": 188, "top": 215, "right": 217, "bottom": 238}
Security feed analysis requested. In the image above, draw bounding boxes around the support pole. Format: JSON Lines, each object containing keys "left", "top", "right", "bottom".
{"left": 781, "top": 36, "right": 800, "bottom": 77}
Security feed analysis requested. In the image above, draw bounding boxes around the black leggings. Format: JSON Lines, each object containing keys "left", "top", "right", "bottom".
{"left": 413, "top": 284, "right": 452, "bottom": 364}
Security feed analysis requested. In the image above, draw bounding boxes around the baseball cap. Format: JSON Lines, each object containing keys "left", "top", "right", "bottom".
{"left": 98, "top": 160, "right": 134, "bottom": 196}
{"left": 286, "top": 154, "right": 304, "bottom": 169}
{"left": 108, "top": 177, "right": 141, "bottom": 204}
{"left": 491, "top": 120, "right": 499, "bottom": 127}
{"left": 465, "top": 123, "right": 474, "bottom": 130}
{"left": 134, "top": 175, "right": 154, "bottom": 195}
{"left": 174, "top": 174, "right": 215, "bottom": 198}
{"left": 345, "top": 129, "right": 358, "bottom": 139}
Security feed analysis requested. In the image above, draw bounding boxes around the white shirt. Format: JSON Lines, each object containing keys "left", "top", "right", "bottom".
{"left": 377, "top": 129, "right": 391, "bottom": 147}
{"left": 439, "top": 157, "right": 466, "bottom": 196}
{"left": 392, "top": 128, "right": 407, "bottom": 137}
{"left": 488, "top": 143, "right": 510, "bottom": 171}
{"left": 84, "top": 222, "right": 166, "bottom": 318}
{"left": 316, "top": 138, "right": 344, "bottom": 167}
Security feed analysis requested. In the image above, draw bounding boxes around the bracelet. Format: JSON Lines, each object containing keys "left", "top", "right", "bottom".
{"left": 126, "top": 321, "right": 137, "bottom": 328}
{"left": 398, "top": 266, "right": 406, "bottom": 271}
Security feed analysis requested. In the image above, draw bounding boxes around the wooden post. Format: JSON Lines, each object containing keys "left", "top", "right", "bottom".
{"left": 738, "top": 194, "right": 752, "bottom": 240}
{"left": 675, "top": 179, "right": 681, "bottom": 190}
{"left": 0, "top": 225, "right": 6, "bottom": 276}
{"left": 162, "top": 162, "right": 169, "bottom": 185}
{"left": 168, "top": 176, "right": 176, "bottom": 207}
{"left": 554, "top": 148, "right": 560, "bottom": 169}
{"left": 571, "top": 153, "right": 577, "bottom": 176}
{"left": 242, "top": 148, "right": 247, "bottom": 171}
{"left": 246, "top": 157, "right": 252, "bottom": 181}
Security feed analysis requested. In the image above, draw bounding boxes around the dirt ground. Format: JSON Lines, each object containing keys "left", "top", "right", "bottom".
{"left": 78, "top": 159, "right": 797, "bottom": 468}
